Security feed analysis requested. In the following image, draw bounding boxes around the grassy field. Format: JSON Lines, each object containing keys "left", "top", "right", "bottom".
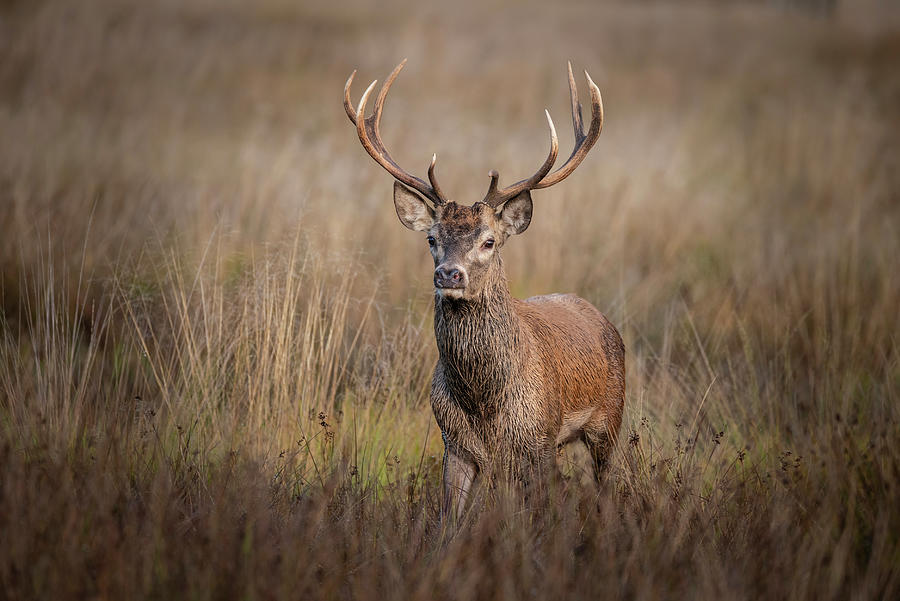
{"left": 1, "top": 0, "right": 899, "bottom": 599}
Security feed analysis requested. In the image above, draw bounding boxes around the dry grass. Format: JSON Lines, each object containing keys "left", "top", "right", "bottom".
{"left": 1, "top": 0, "right": 899, "bottom": 599}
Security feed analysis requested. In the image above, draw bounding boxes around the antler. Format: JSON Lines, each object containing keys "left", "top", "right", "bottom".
{"left": 481, "top": 62, "right": 604, "bottom": 208}
{"left": 344, "top": 60, "right": 448, "bottom": 206}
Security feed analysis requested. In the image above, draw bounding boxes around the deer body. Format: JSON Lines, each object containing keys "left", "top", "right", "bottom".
{"left": 423, "top": 201, "right": 624, "bottom": 517}
{"left": 344, "top": 60, "right": 625, "bottom": 521}
{"left": 433, "top": 288, "right": 624, "bottom": 469}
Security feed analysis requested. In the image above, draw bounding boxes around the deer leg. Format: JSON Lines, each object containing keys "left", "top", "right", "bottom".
{"left": 582, "top": 413, "right": 614, "bottom": 484}
{"left": 442, "top": 447, "right": 477, "bottom": 523}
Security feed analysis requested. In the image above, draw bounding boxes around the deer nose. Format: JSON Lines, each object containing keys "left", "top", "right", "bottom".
{"left": 434, "top": 265, "right": 466, "bottom": 289}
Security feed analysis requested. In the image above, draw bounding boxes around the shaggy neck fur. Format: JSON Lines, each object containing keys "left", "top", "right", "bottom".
{"left": 433, "top": 256, "right": 524, "bottom": 417}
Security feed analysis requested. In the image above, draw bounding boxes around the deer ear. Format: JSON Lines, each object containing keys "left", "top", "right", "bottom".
{"left": 393, "top": 182, "right": 435, "bottom": 231}
{"left": 497, "top": 191, "right": 533, "bottom": 236}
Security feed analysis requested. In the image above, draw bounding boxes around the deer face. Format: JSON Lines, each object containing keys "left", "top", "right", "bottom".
{"left": 345, "top": 61, "right": 602, "bottom": 298}
{"left": 393, "top": 182, "right": 532, "bottom": 300}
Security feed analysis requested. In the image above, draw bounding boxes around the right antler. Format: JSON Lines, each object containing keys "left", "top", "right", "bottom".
{"left": 344, "top": 60, "right": 449, "bottom": 206}
{"left": 481, "top": 62, "right": 604, "bottom": 208}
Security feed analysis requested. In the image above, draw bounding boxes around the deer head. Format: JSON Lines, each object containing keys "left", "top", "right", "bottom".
{"left": 344, "top": 60, "right": 603, "bottom": 300}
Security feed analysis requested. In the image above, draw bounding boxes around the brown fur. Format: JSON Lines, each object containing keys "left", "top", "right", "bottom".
{"left": 349, "top": 61, "right": 616, "bottom": 523}
{"left": 423, "top": 201, "right": 625, "bottom": 520}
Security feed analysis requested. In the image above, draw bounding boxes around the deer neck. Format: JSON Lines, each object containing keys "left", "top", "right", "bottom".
{"left": 433, "top": 259, "right": 522, "bottom": 413}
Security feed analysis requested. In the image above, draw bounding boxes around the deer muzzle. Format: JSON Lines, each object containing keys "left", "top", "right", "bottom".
{"left": 434, "top": 264, "right": 468, "bottom": 291}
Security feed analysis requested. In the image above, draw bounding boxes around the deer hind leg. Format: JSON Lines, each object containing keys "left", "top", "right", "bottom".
{"left": 581, "top": 410, "right": 617, "bottom": 484}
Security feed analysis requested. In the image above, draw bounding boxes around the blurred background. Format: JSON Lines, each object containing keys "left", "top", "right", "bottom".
{"left": 3, "top": 0, "right": 897, "bottom": 309}
{"left": 0, "top": 1, "right": 898, "bottom": 598}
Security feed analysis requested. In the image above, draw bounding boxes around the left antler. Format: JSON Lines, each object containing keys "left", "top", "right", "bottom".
{"left": 481, "top": 62, "right": 604, "bottom": 208}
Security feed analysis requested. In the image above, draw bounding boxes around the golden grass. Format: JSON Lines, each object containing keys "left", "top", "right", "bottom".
{"left": 1, "top": 0, "right": 899, "bottom": 599}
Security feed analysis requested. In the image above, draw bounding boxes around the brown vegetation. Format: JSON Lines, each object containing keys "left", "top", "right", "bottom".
{"left": 1, "top": 0, "right": 898, "bottom": 599}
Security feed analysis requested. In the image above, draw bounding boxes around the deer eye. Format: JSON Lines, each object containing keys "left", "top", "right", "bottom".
{"left": 427, "top": 236, "right": 436, "bottom": 247}
{"left": 482, "top": 239, "right": 495, "bottom": 250}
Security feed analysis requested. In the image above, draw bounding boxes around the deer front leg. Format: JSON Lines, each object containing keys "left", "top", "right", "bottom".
{"left": 442, "top": 445, "right": 477, "bottom": 524}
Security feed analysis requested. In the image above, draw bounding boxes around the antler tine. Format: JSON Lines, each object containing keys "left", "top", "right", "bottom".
{"left": 428, "top": 154, "right": 448, "bottom": 202}
{"left": 373, "top": 59, "right": 406, "bottom": 132}
{"left": 482, "top": 110, "right": 559, "bottom": 208}
{"left": 534, "top": 67, "right": 603, "bottom": 189}
{"left": 346, "top": 61, "right": 448, "bottom": 206}
{"left": 567, "top": 61, "right": 585, "bottom": 145}
{"left": 343, "top": 70, "right": 359, "bottom": 124}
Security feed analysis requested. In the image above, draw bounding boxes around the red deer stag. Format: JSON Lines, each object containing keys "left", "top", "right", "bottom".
{"left": 344, "top": 60, "right": 624, "bottom": 521}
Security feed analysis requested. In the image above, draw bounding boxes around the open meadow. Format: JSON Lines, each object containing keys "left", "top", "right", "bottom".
{"left": 1, "top": 0, "right": 899, "bottom": 598}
